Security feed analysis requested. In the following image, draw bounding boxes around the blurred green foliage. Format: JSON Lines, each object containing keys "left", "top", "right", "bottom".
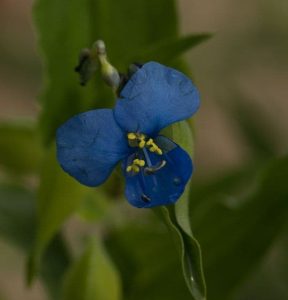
{"left": 190, "top": 156, "right": 288, "bottom": 300}
{"left": 62, "top": 237, "right": 121, "bottom": 300}
{"left": 0, "top": 121, "right": 42, "bottom": 175}
{"left": 0, "top": 0, "right": 287, "bottom": 300}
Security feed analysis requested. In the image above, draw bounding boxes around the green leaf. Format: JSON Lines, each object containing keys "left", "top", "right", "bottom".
{"left": 170, "top": 121, "right": 195, "bottom": 232}
{"left": 62, "top": 237, "right": 122, "bottom": 300}
{"left": 88, "top": 0, "right": 179, "bottom": 68}
{"left": 160, "top": 121, "right": 206, "bottom": 300}
{"left": 190, "top": 156, "right": 288, "bottom": 299}
{"left": 33, "top": 0, "right": 102, "bottom": 145}
{"left": 134, "top": 34, "right": 211, "bottom": 64}
{"left": 78, "top": 189, "right": 112, "bottom": 222}
{"left": 0, "top": 184, "right": 70, "bottom": 300}
{"left": 156, "top": 206, "right": 206, "bottom": 300}
{"left": 161, "top": 120, "right": 195, "bottom": 232}
{"left": 106, "top": 213, "right": 194, "bottom": 300}
{"left": 33, "top": 0, "right": 181, "bottom": 144}
{"left": 39, "top": 235, "right": 71, "bottom": 300}
{"left": 28, "top": 144, "right": 89, "bottom": 284}
{"left": 0, "top": 121, "right": 42, "bottom": 175}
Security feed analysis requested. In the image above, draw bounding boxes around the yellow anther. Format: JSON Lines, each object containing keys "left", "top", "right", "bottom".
{"left": 156, "top": 148, "right": 163, "bottom": 155}
{"left": 132, "top": 165, "right": 140, "bottom": 173}
{"left": 146, "top": 138, "right": 153, "bottom": 146}
{"left": 146, "top": 138, "right": 163, "bottom": 155}
{"left": 128, "top": 133, "right": 137, "bottom": 140}
{"left": 126, "top": 164, "right": 140, "bottom": 173}
{"left": 133, "top": 159, "right": 145, "bottom": 167}
{"left": 148, "top": 143, "right": 163, "bottom": 155}
{"left": 139, "top": 140, "right": 146, "bottom": 148}
{"left": 126, "top": 165, "right": 132, "bottom": 172}
{"left": 127, "top": 133, "right": 163, "bottom": 155}
{"left": 126, "top": 159, "right": 145, "bottom": 174}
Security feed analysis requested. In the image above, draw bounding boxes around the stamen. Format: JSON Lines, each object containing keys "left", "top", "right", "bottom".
{"left": 139, "top": 140, "right": 146, "bottom": 148}
{"left": 132, "top": 165, "right": 140, "bottom": 173}
{"left": 146, "top": 139, "right": 153, "bottom": 146}
{"left": 133, "top": 159, "right": 145, "bottom": 167}
{"left": 126, "top": 165, "right": 132, "bottom": 172}
{"left": 148, "top": 144, "right": 162, "bottom": 155}
{"left": 126, "top": 159, "right": 145, "bottom": 174}
{"left": 156, "top": 148, "right": 163, "bottom": 155}
{"left": 127, "top": 133, "right": 163, "bottom": 155}
{"left": 144, "top": 160, "right": 167, "bottom": 175}
{"left": 127, "top": 132, "right": 137, "bottom": 140}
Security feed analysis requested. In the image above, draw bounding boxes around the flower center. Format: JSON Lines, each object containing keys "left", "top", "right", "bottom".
{"left": 126, "top": 132, "right": 165, "bottom": 175}
{"left": 127, "top": 132, "right": 162, "bottom": 155}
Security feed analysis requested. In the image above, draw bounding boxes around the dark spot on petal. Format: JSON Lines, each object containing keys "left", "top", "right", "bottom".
{"left": 141, "top": 194, "right": 151, "bottom": 203}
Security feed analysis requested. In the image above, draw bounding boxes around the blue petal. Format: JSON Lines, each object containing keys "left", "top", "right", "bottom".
{"left": 122, "top": 137, "right": 193, "bottom": 208}
{"left": 56, "top": 109, "right": 130, "bottom": 187}
{"left": 114, "top": 61, "right": 200, "bottom": 136}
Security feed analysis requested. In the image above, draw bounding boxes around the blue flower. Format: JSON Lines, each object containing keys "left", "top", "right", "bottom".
{"left": 56, "top": 62, "right": 200, "bottom": 208}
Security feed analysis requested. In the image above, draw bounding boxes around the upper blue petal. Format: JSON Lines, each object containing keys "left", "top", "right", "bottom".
{"left": 114, "top": 61, "right": 200, "bottom": 136}
{"left": 56, "top": 109, "right": 130, "bottom": 187}
{"left": 122, "top": 136, "right": 193, "bottom": 208}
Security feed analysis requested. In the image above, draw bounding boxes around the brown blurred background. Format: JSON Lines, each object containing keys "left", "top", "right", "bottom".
{"left": 0, "top": 0, "right": 287, "bottom": 299}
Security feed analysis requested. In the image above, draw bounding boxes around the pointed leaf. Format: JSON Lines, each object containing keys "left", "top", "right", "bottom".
{"left": 106, "top": 215, "right": 196, "bottom": 300}
{"left": 155, "top": 206, "right": 206, "bottom": 300}
{"left": 160, "top": 121, "right": 206, "bottom": 299}
{"left": 170, "top": 121, "right": 195, "bottom": 233}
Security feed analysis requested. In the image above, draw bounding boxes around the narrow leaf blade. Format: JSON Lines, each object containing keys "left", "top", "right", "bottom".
{"left": 156, "top": 206, "right": 206, "bottom": 300}
{"left": 159, "top": 121, "right": 206, "bottom": 299}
